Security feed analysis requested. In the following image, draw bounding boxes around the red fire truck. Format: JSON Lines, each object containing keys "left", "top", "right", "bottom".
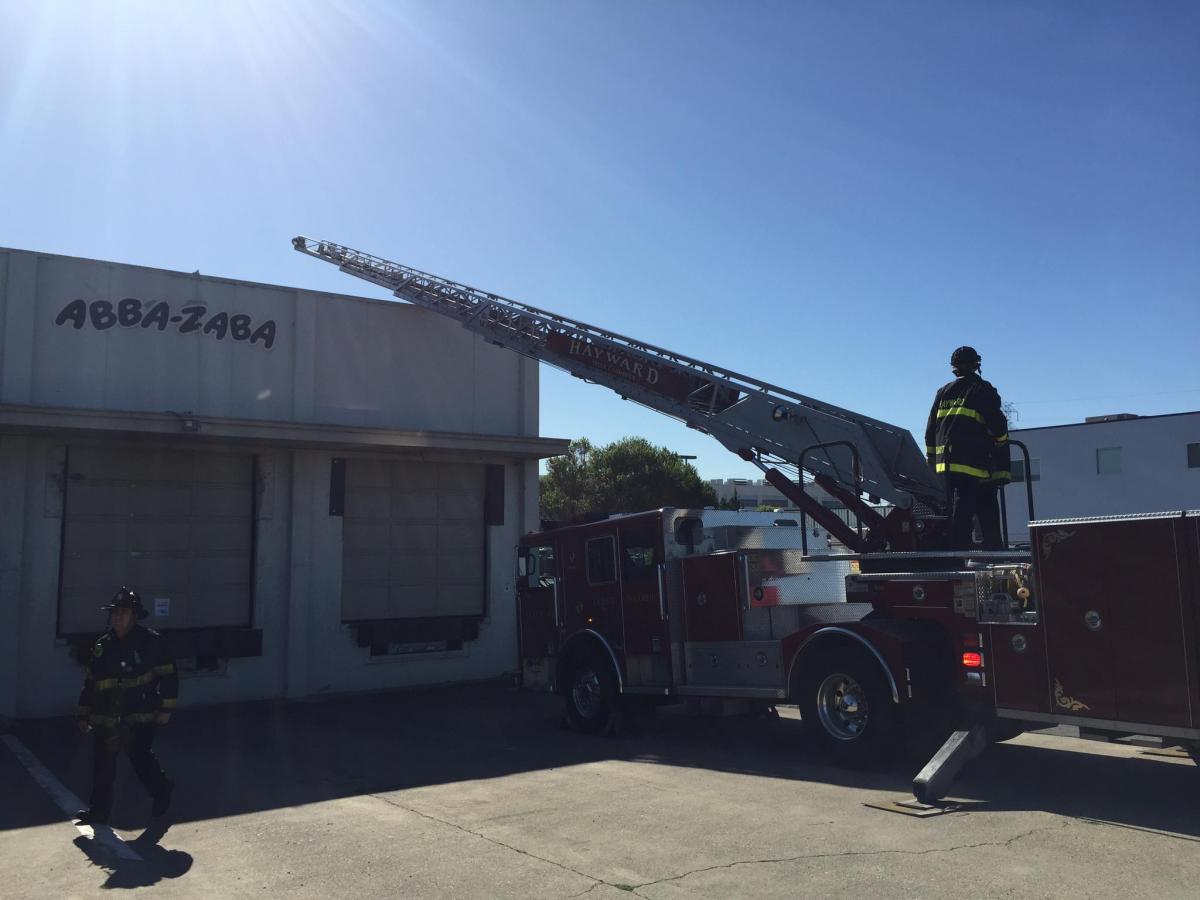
{"left": 295, "top": 237, "right": 1200, "bottom": 801}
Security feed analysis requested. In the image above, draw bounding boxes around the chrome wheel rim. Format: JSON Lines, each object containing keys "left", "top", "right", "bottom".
{"left": 571, "top": 669, "right": 603, "bottom": 719}
{"left": 816, "top": 673, "right": 868, "bottom": 741}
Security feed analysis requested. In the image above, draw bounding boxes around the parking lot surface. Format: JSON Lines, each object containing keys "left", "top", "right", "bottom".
{"left": 2, "top": 683, "right": 1197, "bottom": 899}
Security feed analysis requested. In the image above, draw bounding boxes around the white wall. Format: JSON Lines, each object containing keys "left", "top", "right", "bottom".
{"left": 0, "top": 437, "right": 536, "bottom": 718}
{"left": 0, "top": 247, "right": 534, "bottom": 437}
{"left": 0, "top": 246, "right": 553, "bottom": 720}
{"left": 1001, "top": 412, "right": 1200, "bottom": 541}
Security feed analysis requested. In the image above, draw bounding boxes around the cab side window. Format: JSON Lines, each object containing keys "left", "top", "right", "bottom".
{"left": 520, "top": 545, "right": 556, "bottom": 589}
{"left": 621, "top": 525, "right": 658, "bottom": 579}
{"left": 585, "top": 536, "right": 616, "bottom": 586}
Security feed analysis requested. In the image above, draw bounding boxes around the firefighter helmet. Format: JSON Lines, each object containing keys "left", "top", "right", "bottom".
{"left": 101, "top": 586, "right": 149, "bottom": 620}
{"left": 950, "top": 346, "right": 981, "bottom": 370}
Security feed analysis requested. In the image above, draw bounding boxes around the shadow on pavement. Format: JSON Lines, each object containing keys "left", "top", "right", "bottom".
{"left": 73, "top": 821, "right": 193, "bottom": 890}
{"left": 5, "top": 682, "right": 1197, "bottom": 840}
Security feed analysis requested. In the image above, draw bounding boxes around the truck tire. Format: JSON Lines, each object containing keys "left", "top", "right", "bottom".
{"left": 563, "top": 649, "right": 621, "bottom": 736}
{"left": 795, "top": 646, "right": 901, "bottom": 766}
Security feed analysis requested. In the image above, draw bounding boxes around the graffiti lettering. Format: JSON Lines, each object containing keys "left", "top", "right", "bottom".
{"left": 54, "top": 299, "right": 278, "bottom": 350}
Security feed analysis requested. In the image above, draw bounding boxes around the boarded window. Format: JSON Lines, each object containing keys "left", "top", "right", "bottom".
{"left": 59, "top": 446, "right": 254, "bottom": 635}
{"left": 1188, "top": 443, "right": 1200, "bottom": 469}
{"left": 341, "top": 461, "right": 485, "bottom": 621}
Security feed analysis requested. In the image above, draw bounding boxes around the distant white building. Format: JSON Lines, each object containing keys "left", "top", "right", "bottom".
{"left": 708, "top": 477, "right": 839, "bottom": 511}
{"left": 706, "top": 477, "right": 872, "bottom": 544}
{"left": 1001, "top": 411, "right": 1200, "bottom": 543}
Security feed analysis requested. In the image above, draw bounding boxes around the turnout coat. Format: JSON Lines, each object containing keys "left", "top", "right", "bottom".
{"left": 77, "top": 625, "right": 178, "bottom": 730}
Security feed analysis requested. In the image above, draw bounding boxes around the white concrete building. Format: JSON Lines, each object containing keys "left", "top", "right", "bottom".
{"left": 0, "top": 246, "right": 567, "bottom": 719}
{"left": 1001, "top": 411, "right": 1200, "bottom": 543}
{"left": 708, "top": 477, "right": 839, "bottom": 511}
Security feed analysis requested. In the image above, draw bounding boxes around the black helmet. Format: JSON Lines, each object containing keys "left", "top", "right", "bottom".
{"left": 950, "top": 346, "right": 981, "bottom": 370}
{"left": 101, "top": 586, "right": 149, "bottom": 620}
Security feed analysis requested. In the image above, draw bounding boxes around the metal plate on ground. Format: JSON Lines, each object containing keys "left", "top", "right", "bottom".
{"left": 1140, "top": 746, "right": 1194, "bottom": 760}
{"left": 864, "top": 795, "right": 964, "bottom": 817}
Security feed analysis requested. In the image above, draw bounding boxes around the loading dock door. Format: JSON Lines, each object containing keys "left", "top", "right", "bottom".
{"left": 59, "top": 446, "right": 255, "bottom": 635}
{"left": 342, "top": 461, "right": 486, "bottom": 621}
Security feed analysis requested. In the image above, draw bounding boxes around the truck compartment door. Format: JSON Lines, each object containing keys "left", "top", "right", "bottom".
{"left": 680, "top": 552, "right": 742, "bottom": 642}
{"left": 1036, "top": 516, "right": 1197, "bottom": 727}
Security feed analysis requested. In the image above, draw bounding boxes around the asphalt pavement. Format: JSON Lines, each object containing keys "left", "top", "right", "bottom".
{"left": 2, "top": 682, "right": 1197, "bottom": 899}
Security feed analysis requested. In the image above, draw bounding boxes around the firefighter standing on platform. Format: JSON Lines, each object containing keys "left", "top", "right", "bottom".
{"left": 75, "top": 587, "right": 177, "bottom": 825}
{"left": 925, "top": 346, "right": 1010, "bottom": 550}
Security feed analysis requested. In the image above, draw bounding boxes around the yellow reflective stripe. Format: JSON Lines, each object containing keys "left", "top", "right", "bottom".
{"left": 990, "top": 471, "right": 1013, "bottom": 481}
{"left": 93, "top": 671, "right": 159, "bottom": 692}
{"left": 125, "top": 712, "right": 158, "bottom": 723}
{"left": 936, "top": 407, "right": 985, "bottom": 424}
{"left": 930, "top": 445, "right": 946, "bottom": 455}
{"left": 153, "top": 664, "right": 176, "bottom": 675}
{"left": 994, "top": 433, "right": 1009, "bottom": 443}
{"left": 934, "top": 462, "right": 991, "bottom": 479}
{"left": 88, "top": 714, "right": 118, "bottom": 726}
{"left": 160, "top": 698, "right": 177, "bottom": 708}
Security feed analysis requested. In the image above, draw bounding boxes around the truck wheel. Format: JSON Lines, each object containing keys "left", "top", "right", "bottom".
{"left": 795, "top": 647, "right": 901, "bottom": 765}
{"left": 563, "top": 651, "right": 620, "bottom": 736}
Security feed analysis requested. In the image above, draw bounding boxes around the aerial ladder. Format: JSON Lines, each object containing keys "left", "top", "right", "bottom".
{"left": 292, "top": 236, "right": 947, "bottom": 551}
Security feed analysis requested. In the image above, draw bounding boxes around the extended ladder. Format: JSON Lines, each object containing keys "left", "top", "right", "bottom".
{"left": 292, "top": 237, "right": 944, "bottom": 547}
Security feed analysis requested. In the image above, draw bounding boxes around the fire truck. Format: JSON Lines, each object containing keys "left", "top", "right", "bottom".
{"left": 294, "top": 237, "right": 1200, "bottom": 802}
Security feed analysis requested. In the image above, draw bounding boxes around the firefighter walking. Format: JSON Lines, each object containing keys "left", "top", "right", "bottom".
{"left": 75, "top": 587, "right": 178, "bottom": 825}
{"left": 926, "top": 346, "right": 1010, "bottom": 550}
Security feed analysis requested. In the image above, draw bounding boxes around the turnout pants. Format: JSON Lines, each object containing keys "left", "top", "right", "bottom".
{"left": 88, "top": 724, "right": 169, "bottom": 821}
{"left": 945, "top": 472, "right": 1004, "bottom": 551}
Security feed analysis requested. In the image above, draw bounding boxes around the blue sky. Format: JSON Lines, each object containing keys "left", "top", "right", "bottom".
{"left": 2, "top": 1, "right": 1197, "bottom": 479}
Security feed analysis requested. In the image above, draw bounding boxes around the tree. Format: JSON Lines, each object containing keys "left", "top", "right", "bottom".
{"left": 716, "top": 489, "right": 741, "bottom": 511}
{"left": 1001, "top": 400, "right": 1019, "bottom": 427}
{"left": 540, "top": 437, "right": 717, "bottom": 520}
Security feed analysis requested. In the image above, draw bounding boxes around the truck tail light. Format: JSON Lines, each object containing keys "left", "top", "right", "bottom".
{"left": 962, "top": 651, "right": 983, "bottom": 668}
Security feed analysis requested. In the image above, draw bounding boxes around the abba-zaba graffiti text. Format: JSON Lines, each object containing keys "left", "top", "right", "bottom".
{"left": 55, "top": 299, "right": 277, "bottom": 350}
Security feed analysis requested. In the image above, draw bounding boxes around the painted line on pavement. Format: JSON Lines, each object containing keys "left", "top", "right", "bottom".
{"left": 1, "top": 734, "right": 142, "bottom": 861}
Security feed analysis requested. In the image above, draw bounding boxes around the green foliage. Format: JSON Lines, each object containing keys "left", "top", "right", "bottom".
{"left": 540, "top": 437, "right": 717, "bottom": 520}
{"left": 715, "top": 489, "right": 741, "bottom": 511}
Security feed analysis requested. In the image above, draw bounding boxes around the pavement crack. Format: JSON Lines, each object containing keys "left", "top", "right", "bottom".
{"left": 561, "top": 883, "right": 609, "bottom": 899}
{"left": 367, "top": 792, "right": 605, "bottom": 893}
{"left": 631, "top": 819, "right": 1073, "bottom": 891}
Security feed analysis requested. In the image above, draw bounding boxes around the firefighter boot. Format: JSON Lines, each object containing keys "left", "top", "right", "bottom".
{"left": 151, "top": 779, "right": 174, "bottom": 819}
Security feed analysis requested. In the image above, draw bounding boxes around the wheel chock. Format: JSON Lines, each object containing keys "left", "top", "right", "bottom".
{"left": 911, "top": 723, "right": 989, "bottom": 804}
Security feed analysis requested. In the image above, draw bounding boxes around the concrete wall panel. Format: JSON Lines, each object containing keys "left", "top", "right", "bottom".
{"left": 0, "top": 248, "right": 532, "bottom": 437}
{"left": 0, "top": 245, "right": 551, "bottom": 719}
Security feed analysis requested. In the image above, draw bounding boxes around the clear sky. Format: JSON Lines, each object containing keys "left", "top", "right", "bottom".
{"left": 2, "top": 1, "right": 1197, "bottom": 479}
